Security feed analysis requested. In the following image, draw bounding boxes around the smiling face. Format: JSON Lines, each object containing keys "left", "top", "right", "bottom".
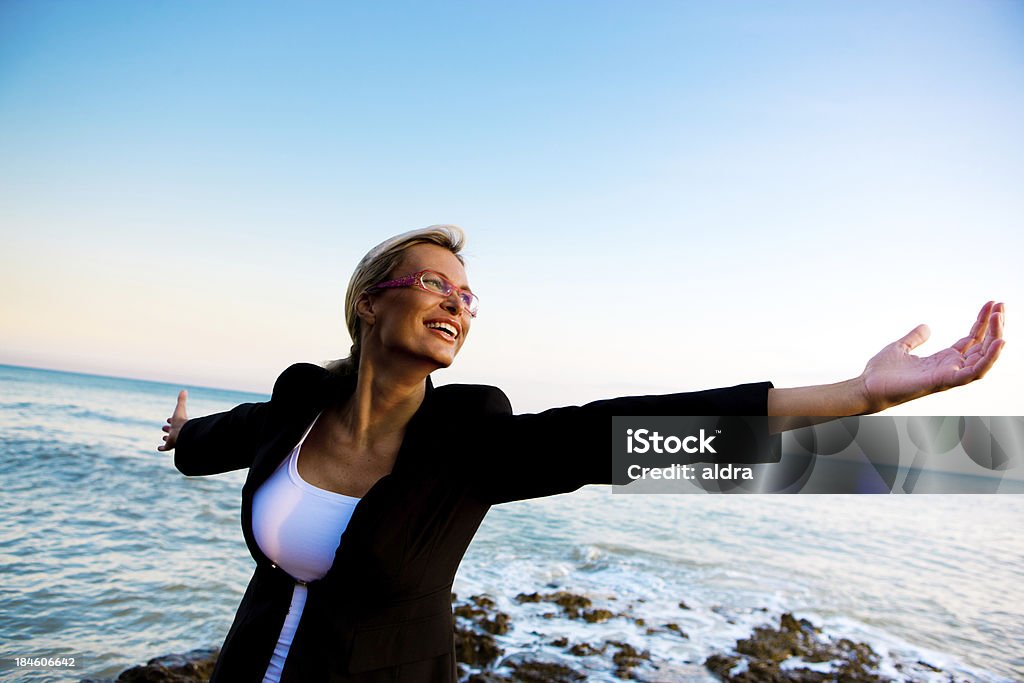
{"left": 356, "top": 243, "right": 474, "bottom": 371}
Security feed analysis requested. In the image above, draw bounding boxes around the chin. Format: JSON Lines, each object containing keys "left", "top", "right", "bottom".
{"left": 422, "top": 339, "right": 462, "bottom": 369}
{"left": 431, "top": 352, "right": 458, "bottom": 369}
{"left": 410, "top": 347, "right": 458, "bottom": 371}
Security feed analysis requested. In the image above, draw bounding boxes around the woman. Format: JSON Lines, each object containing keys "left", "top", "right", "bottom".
{"left": 158, "top": 225, "right": 1004, "bottom": 682}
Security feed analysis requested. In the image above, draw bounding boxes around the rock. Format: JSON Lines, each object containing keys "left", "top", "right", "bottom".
{"left": 465, "top": 673, "right": 511, "bottom": 683}
{"left": 473, "top": 595, "right": 497, "bottom": 610}
{"left": 484, "top": 613, "right": 511, "bottom": 635}
{"left": 605, "top": 640, "right": 651, "bottom": 680}
{"left": 566, "top": 642, "right": 605, "bottom": 657}
{"left": 582, "top": 608, "right": 615, "bottom": 623}
{"left": 704, "top": 613, "right": 894, "bottom": 682}
{"left": 499, "top": 652, "right": 587, "bottom": 683}
{"left": 93, "top": 647, "right": 219, "bottom": 683}
{"left": 547, "top": 591, "right": 592, "bottom": 618}
{"left": 735, "top": 613, "right": 819, "bottom": 663}
{"left": 663, "top": 623, "right": 687, "bottom": 638}
{"left": 454, "top": 594, "right": 512, "bottom": 636}
{"left": 642, "top": 622, "right": 688, "bottom": 638}
{"left": 514, "top": 590, "right": 621, "bottom": 621}
{"left": 454, "top": 621, "right": 503, "bottom": 668}
{"left": 516, "top": 589, "right": 598, "bottom": 614}
{"left": 705, "top": 653, "right": 740, "bottom": 679}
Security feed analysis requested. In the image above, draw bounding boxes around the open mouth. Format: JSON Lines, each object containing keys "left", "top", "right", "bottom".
{"left": 425, "top": 321, "right": 459, "bottom": 340}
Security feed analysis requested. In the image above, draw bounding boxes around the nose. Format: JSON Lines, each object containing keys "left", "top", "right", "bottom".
{"left": 441, "top": 292, "right": 462, "bottom": 316}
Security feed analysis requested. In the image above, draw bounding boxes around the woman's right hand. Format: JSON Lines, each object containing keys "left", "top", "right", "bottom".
{"left": 158, "top": 390, "right": 190, "bottom": 452}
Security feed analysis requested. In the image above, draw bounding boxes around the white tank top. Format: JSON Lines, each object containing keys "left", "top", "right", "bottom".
{"left": 251, "top": 411, "right": 361, "bottom": 683}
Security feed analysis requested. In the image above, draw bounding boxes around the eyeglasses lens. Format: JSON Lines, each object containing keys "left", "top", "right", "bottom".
{"left": 462, "top": 293, "right": 479, "bottom": 317}
{"left": 419, "top": 272, "right": 450, "bottom": 295}
{"left": 419, "top": 271, "right": 479, "bottom": 317}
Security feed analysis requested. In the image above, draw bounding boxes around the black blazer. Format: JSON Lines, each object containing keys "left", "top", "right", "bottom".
{"left": 174, "top": 363, "right": 772, "bottom": 682}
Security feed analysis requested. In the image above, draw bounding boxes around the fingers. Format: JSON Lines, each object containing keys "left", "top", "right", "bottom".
{"left": 963, "top": 302, "right": 1005, "bottom": 360}
{"left": 897, "top": 324, "right": 931, "bottom": 352}
{"left": 952, "top": 301, "right": 994, "bottom": 353}
{"left": 951, "top": 338, "right": 1005, "bottom": 387}
{"left": 159, "top": 389, "right": 189, "bottom": 451}
{"left": 950, "top": 304, "right": 1005, "bottom": 386}
{"left": 987, "top": 302, "right": 1005, "bottom": 351}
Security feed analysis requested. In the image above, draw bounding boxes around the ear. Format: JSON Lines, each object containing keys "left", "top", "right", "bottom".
{"left": 355, "top": 291, "right": 377, "bottom": 327}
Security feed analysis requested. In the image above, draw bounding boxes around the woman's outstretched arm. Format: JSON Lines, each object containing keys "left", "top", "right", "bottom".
{"left": 158, "top": 363, "right": 324, "bottom": 476}
{"left": 767, "top": 301, "right": 1005, "bottom": 433}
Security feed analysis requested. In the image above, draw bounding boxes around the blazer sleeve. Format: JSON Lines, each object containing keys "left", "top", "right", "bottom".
{"left": 174, "top": 401, "right": 272, "bottom": 476}
{"left": 464, "top": 381, "right": 773, "bottom": 505}
{"left": 173, "top": 363, "right": 322, "bottom": 477}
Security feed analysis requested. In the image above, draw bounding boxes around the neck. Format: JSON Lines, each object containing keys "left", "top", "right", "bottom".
{"left": 336, "top": 352, "right": 431, "bottom": 449}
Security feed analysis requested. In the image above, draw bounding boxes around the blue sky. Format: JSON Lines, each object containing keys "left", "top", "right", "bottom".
{"left": 1, "top": 1, "right": 1021, "bottom": 414}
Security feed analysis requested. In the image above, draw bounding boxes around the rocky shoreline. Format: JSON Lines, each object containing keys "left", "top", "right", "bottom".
{"left": 81, "top": 591, "right": 962, "bottom": 682}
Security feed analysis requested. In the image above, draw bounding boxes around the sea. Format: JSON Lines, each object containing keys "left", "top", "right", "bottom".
{"left": 0, "top": 364, "right": 1021, "bottom": 682}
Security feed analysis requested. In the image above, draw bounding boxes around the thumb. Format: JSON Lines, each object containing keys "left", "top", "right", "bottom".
{"left": 896, "top": 324, "right": 930, "bottom": 352}
{"left": 173, "top": 390, "right": 189, "bottom": 420}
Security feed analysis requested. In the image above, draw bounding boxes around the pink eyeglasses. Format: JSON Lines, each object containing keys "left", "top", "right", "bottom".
{"left": 369, "top": 270, "right": 480, "bottom": 317}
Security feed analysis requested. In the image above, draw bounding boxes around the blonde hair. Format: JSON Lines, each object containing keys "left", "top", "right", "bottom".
{"left": 324, "top": 225, "right": 466, "bottom": 375}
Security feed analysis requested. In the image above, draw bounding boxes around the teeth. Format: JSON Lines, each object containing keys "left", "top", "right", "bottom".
{"left": 426, "top": 322, "right": 458, "bottom": 338}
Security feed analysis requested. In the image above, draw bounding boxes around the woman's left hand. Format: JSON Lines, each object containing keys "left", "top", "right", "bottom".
{"left": 859, "top": 301, "right": 1005, "bottom": 412}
